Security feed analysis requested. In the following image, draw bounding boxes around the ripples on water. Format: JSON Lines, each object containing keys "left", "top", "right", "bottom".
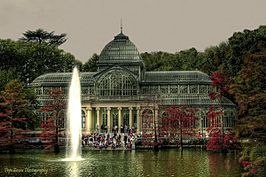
{"left": 0, "top": 149, "right": 241, "bottom": 177}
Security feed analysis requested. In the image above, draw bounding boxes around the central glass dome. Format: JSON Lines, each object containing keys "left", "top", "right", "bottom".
{"left": 99, "top": 32, "right": 141, "bottom": 61}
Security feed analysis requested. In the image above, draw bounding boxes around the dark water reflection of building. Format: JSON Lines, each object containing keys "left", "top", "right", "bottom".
{"left": 208, "top": 152, "right": 240, "bottom": 177}
{"left": 139, "top": 150, "right": 210, "bottom": 177}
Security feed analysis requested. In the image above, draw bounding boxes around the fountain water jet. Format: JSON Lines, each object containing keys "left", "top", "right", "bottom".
{"left": 64, "top": 67, "right": 83, "bottom": 161}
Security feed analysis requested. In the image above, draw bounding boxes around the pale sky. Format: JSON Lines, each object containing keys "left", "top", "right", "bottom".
{"left": 1, "top": 0, "right": 266, "bottom": 63}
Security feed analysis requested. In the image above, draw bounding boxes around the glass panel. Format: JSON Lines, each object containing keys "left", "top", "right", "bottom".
{"left": 160, "top": 86, "right": 168, "bottom": 94}
{"left": 189, "top": 85, "right": 198, "bottom": 94}
{"left": 96, "top": 70, "right": 137, "bottom": 97}
{"left": 170, "top": 85, "right": 178, "bottom": 94}
{"left": 179, "top": 85, "right": 188, "bottom": 94}
{"left": 199, "top": 85, "right": 208, "bottom": 94}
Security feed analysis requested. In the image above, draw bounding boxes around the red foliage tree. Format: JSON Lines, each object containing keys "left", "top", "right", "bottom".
{"left": 207, "top": 72, "right": 237, "bottom": 151}
{"left": 206, "top": 106, "right": 223, "bottom": 150}
{"left": 39, "top": 88, "right": 65, "bottom": 153}
{"left": 0, "top": 101, "right": 28, "bottom": 152}
{"left": 0, "top": 80, "right": 33, "bottom": 153}
{"left": 160, "top": 106, "right": 198, "bottom": 149}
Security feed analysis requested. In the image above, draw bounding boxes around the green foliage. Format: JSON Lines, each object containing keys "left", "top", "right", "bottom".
{"left": 228, "top": 26, "right": 266, "bottom": 76}
{"left": 82, "top": 53, "right": 99, "bottom": 72}
{"left": 141, "top": 51, "right": 174, "bottom": 71}
{"left": 0, "top": 39, "right": 81, "bottom": 87}
{"left": 199, "top": 42, "right": 231, "bottom": 75}
{"left": 141, "top": 25, "right": 266, "bottom": 77}
{"left": 0, "top": 29, "right": 81, "bottom": 88}
{"left": 230, "top": 51, "right": 266, "bottom": 138}
{"left": 0, "top": 69, "right": 17, "bottom": 91}
{"left": 141, "top": 48, "right": 200, "bottom": 71}
{"left": 177, "top": 48, "right": 199, "bottom": 70}
{"left": 20, "top": 28, "right": 67, "bottom": 46}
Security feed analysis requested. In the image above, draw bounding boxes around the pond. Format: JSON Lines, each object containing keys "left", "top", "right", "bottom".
{"left": 0, "top": 149, "right": 241, "bottom": 177}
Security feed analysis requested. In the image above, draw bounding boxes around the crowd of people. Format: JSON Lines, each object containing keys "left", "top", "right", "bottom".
{"left": 81, "top": 131, "right": 138, "bottom": 150}
{"left": 99, "top": 125, "right": 136, "bottom": 135}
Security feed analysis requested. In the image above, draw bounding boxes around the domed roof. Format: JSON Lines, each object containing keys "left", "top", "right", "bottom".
{"left": 99, "top": 32, "right": 141, "bottom": 61}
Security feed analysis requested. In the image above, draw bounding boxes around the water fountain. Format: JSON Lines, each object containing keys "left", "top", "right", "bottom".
{"left": 64, "top": 67, "right": 83, "bottom": 161}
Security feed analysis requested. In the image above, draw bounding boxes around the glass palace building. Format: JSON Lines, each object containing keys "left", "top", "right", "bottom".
{"left": 31, "top": 31, "right": 237, "bottom": 136}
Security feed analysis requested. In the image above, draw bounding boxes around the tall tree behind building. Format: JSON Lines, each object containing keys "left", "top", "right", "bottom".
{"left": 0, "top": 29, "right": 82, "bottom": 87}
{"left": 20, "top": 28, "right": 67, "bottom": 46}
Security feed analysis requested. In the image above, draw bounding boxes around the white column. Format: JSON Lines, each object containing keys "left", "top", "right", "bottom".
{"left": 136, "top": 107, "right": 140, "bottom": 134}
{"left": 197, "top": 85, "right": 200, "bottom": 94}
{"left": 129, "top": 107, "right": 133, "bottom": 129}
{"left": 107, "top": 107, "right": 111, "bottom": 133}
{"left": 96, "top": 107, "right": 100, "bottom": 132}
{"left": 118, "top": 107, "right": 122, "bottom": 133}
{"left": 85, "top": 107, "right": 93, "bottom": 133}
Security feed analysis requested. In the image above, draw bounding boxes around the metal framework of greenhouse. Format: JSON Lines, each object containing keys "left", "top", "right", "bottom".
{"left": 31, "top": 30, "right": 237, "bottom": 137}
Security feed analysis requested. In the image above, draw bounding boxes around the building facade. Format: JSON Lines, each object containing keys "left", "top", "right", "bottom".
{"left": 31, "top": 31, "right": 237, "bottom": 137}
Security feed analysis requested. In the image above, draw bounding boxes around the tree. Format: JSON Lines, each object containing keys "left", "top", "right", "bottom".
{"left": 230, "top": 52, "right": 266, "bottom": 139}
{"left": 0, "top": 80, "right": 36, "bottom": 153}
{"left": 177, "top": 48, "right": 199, "bottom": 70}
{"left": 0, "top": 69, "right": 17, "bottom": 91}
{"left": 227, "top": 25, "right": 266, "bottom": 76}
{"left": 206, "top": 106, "right": 224, "bottom": 151}
{"left": 1, "top": 80, "right": 37, "bottom": 128}
{"left": 207, "top": 72, "right": 226, "bottom": 151}
{"left": 161, "top": 106, "right": 198, "bottom": 150}
{"left": 0, "top": 39, "right": 25, "bottom": 85}
{"left": 82, "top": 53, "right": 99, "bottom": 72}
{"left": 199, "top": 42, "right": 231, "bottom": 75}
{"left": 19, "top": 42, "right": 81, "bottom": 83}
{"left": 39, "top": 88, "right": 66, "bottom": 153}
{"left": 0, "top": 39, "right": 81, "bottom": 84}
{"left": 141, "top": 49, "right": 201, "bottom": 72}
{"left": 20, "top": 28, "right": 67, "bottom": 46}
{"left": 207, "top": 72, "right": 238, "bottom": 151}
{"left": 141, "top": 51, "right": 177, "bottom": 71}
{"left": 62, "top": 53, "right": 83, "bottom": 72}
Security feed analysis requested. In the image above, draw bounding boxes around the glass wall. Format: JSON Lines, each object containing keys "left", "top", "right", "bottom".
{"left": 96, "top": 70, "right": 137, "bottom": 97}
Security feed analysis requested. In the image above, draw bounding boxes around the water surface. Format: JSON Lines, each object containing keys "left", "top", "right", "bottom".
{"left": 0, "top": 149, "right": 241, "bottom": 177}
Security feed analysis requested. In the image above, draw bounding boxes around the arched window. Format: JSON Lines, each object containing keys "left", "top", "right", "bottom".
{"left": 96, "top": 70, "right": 137, "bottom": 97}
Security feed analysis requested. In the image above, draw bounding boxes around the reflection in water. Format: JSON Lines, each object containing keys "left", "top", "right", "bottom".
{"left": 208, "top": 152, "right": 240, "bottom": 177}
{"left": 0, "top": 150, "right": 241, "bottom": 177}
{"left": 66, "top": 161, "right": 79, "bottom": 177}
{"left": 139, "top": 150, "right": 211, "bottom": 177}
